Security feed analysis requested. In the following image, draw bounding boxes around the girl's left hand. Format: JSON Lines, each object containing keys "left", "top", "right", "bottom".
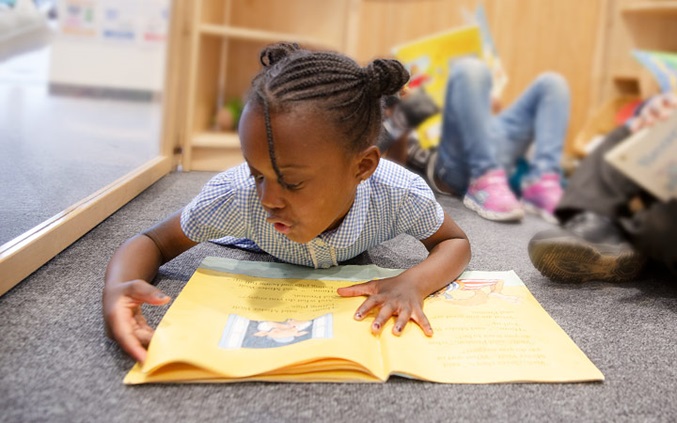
{"left": 337, "top": 276, "right": 433, "bottom": 337}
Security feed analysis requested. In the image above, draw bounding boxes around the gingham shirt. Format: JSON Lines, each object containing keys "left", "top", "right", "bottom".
{"left": 180, "top": 159, "right": 444, "bottom": 269}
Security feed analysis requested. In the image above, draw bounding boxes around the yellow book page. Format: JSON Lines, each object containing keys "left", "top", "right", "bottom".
{"left": 380, "top": 271, "right": 604, "bottom": 383}
{"left": 125, "top": 258, "right": 404, "bottom": 384}
{"left": 125, "top": 361, "right": 382, "bottom": 384}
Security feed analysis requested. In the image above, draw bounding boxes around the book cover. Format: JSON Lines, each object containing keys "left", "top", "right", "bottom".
{"left": 391, "top": 5, "right": 506, "bottom": 149}
{"left": 605, "top": 110, "right": 677, "bottom": 202}
{"left": 391, "top": 25, "right": 482, "bottom": 149}
{"left": 124, "top": 257, "right": 604, "bottom": 384}
{"left": 463, "top": 3, "right": 508, "bottom": 99}
{"left": 632, "top": 50, "right": 677, "bottom": 94}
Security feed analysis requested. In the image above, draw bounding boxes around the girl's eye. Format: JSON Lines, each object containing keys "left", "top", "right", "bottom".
{"left": 251, "top": 173, "right": 302, "bottom": 190}
{"left": 285, "top": 182, "right": 303, "bottom": 191}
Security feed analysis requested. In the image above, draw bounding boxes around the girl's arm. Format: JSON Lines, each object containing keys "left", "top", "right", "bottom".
{"left": 337, "top": 212, "right": 471, "bottom": 336}
{"left": 103, "top": 210, "right": 198, "bottom": 362}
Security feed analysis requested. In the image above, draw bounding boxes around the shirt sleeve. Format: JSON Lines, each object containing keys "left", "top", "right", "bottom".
{"left": 180, "top": 166, "right": 249, "bottom": 242}
{"left": 396, "top": 174, "right": 445, "bottom": 240}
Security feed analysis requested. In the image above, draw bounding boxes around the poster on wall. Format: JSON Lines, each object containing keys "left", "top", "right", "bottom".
{"left": 99, "top": 0, "right": 137, "bottom": 43}
{"left": 57, "top": 0, "right": 169, "bottom": 46}
{"left": 59, "top": 0, "right": 97, "bottom": 38}
{"left": 139, "top": 0, "right": 169, "bottom": 46}
{"left": 50, "top": 0, "right": 169, "bottom": 92}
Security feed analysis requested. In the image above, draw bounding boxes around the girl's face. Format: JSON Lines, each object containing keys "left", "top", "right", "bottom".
{"left": 239, "top": 103, "right": 378, "bottom": 244}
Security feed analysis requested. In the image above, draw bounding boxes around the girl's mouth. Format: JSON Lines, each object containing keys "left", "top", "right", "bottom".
{"left": 267, "top": 214, "right": 293, "bottom": 235}
{"left": 273, "top": 222, "right": 291, "bottom": 234}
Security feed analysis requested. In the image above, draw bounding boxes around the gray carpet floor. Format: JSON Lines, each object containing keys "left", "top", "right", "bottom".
{"left": 1, "top": 170, "right": 676, "bottom": 423}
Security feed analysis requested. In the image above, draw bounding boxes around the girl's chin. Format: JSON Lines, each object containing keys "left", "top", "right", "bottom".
{"left": 284, "top": 229, "right": 319, "bottom": 244}
{"left": 285, "top": 233, "right": 313, "bottom": 244}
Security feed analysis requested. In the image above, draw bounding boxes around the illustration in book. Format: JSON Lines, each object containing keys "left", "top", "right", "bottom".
{"left": 220, "top": 314, "right": 333, "bottom": 349}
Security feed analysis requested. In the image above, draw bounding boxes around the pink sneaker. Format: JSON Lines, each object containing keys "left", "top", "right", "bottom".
{"left": 463, "top": 169, "right": 524, "bottom": 221}
{"left": 521, "top": 173, "right": 563, "bottom": 224}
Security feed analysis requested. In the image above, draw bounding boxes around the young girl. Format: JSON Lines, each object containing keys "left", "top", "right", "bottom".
{"left": 103, "top": 43, "right": 471, "bottom": 363}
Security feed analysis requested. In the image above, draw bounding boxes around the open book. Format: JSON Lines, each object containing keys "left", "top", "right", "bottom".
{"left": 605, "top": 109, "right": 677, "bottom": 201}
{"left": 391, "top": 5, "right": 507, "bottom": 149}
{"left": 124, "top": 257, "right": 603, "bottom": 384}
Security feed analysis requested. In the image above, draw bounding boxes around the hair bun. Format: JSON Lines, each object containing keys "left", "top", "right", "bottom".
{"left": 363, "top": 59, "right": 410, "bottom": 98}
{"left": 260, "top": 42, "right": 301, "bottom": 67}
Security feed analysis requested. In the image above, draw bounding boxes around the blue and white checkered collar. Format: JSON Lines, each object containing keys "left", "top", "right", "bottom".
{"left": 315, "top": 179, "right": 370, "bottom": 249}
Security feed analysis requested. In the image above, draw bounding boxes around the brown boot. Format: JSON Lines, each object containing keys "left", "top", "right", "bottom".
{"left": 528, "top": 212, "right": 647, "bottom": 283}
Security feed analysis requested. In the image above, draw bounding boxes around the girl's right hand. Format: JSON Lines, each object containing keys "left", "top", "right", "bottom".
{"left": 102, "top": 279, "right": 171, "bottom": 363}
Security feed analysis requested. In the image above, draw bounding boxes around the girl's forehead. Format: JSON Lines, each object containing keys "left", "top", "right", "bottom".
{"left": 267, "top": 106, "right": 344, "bottom": 148}
{"left": 277, "top": 104, "right": 334, "bottom": 129}
{"left": 242, "top": 103, "right": 352, "bottom": 166}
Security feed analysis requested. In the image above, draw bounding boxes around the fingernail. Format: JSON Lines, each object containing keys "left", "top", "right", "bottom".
{"left": 372, "top": 322, "right": 381, "bottom": 330}
{"left": 155, "top": 293, "right": 168, "bottom": 299}
{"left": 354, "top": 312, "right": 362, "bottom": 319}
{"left": 394, "top": 325, "right": 402, "bottom": 333}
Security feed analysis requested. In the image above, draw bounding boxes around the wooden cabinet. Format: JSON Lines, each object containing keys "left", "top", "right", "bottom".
{"left": 176, "top": 0, "right": 362, "bottom": 171}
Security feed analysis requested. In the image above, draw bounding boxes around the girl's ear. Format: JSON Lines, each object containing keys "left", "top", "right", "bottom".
{"left": 355, "top": 146, "right": 381, "bottom": 182}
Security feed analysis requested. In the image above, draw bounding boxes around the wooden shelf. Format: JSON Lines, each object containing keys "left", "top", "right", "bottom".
{"left": 612, "top": 71, "right": 640, "bottom": 81}
{"left": 189, "top": 131, "right": 243, "bottom": 171}
{"left": 192, "top": 131, "right": 241, "bottom": 149}
{"left": 199, "top": 24, "right": 337, "bottom": 50}
{"left": 622, "top": 1, "right": 677, "bottom": 15}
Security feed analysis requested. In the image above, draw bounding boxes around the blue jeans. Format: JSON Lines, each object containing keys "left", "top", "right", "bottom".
{"left": 435, "top": 57, "right": 570, "bottom": 195}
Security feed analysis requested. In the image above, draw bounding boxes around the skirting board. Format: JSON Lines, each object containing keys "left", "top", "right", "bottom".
{"left": 0, "top": 156, "right": 172, "bottom": 297}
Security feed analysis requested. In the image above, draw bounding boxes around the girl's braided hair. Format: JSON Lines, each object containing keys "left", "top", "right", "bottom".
{"left": 247, "top": 42, "right": 409, "bottom": 188}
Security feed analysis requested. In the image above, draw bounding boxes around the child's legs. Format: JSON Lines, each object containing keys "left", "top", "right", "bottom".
{"left": 435, "top": 57, "right": 502, "bottom": 194}
{"left": 495, "top": 72, "right": 570, "bottom": 181}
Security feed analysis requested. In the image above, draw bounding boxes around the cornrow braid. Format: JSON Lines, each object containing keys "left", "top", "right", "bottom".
{"left": 248, "top": 42, "right": 409, "bottom": 187}
{"left": 261, "top": 97, "right": 286, "bottom": 187}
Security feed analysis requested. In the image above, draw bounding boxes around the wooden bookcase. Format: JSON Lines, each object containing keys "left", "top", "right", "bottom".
{"left": 593, "top": 0, "right": 677, "bottom": 104}
{"left": 177, "top": 0, "right": 361, "bottom": 171}
{"left": 576, "top": 0, "right": 677, "bottom": 156}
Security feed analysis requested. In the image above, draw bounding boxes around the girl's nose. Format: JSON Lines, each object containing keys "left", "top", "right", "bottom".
{"left": 258, "top": 177, "right": 285, "bottom": 210}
